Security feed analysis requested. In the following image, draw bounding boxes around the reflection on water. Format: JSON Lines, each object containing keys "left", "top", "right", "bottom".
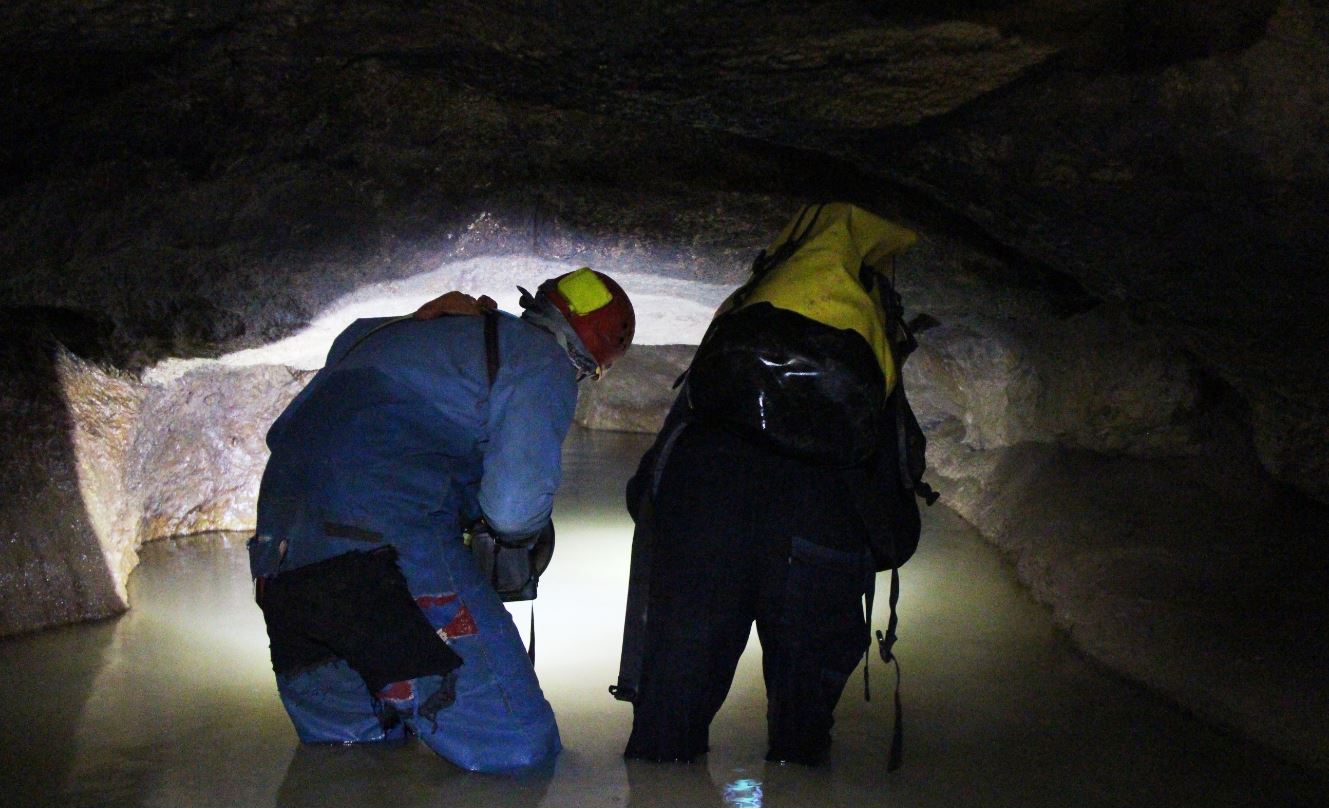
{"left": 722, "top": 775, "right": 763, "bottom": 807}
{"left": 2, "top": 427, "right": 1327, "bottom": 805}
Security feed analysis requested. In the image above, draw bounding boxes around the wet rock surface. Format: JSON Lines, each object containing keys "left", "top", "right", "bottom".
{"left": 910, "top": 306, "right": 1204, "bottom": 456}
{"left": 1, "top": 0, "right": 1327, "bottom": 776}
{"left": 0, "top": 315, "right": 139, "bottom": 635}
{"left": 924, "top": 385, "right": 1329, "bottom": 771}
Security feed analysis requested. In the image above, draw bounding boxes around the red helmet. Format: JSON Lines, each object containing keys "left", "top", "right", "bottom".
{"left": 539, "top": 268, "right": 635, "bottom": 375}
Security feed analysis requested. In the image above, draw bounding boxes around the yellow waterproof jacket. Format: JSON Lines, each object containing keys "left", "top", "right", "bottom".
{"left": 716, "top": 202, "right": 917, "bottom": 394}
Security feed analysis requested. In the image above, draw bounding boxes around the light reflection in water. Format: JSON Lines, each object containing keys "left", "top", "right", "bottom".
{"left": 723, "top": 776, "right": 764, "bottom": 808}
{"left": 1, "top": 428, "right": 1326, "bottom": 805}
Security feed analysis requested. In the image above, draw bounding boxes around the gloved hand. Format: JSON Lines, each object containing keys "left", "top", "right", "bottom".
{"left": 495, "top": 519, "right": 553, "bottom": 552}
{"left": 466, "top": 518, "right": 554, "bottom": 602}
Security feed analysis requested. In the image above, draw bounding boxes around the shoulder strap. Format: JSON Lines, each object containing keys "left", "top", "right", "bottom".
{"left": 871, "top": 259, "right": 940, "bottom": 506}
{"left": 878, "top": 567, "right": 904, "bottom": 771}
{"left": 730, "top": 203, "right": 826, "bottom": 311}
{"left": 483, "top": 309, "right": 500, "bottom": 388}
{"left": 335, "top": 314, "right": 413, "bottom": 365}
{"left": 861, "top": 567, "right": 906, "bottom": 772}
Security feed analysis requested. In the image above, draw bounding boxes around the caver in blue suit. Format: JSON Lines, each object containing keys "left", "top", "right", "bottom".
{"left": 249, "top": 307, "right": 576, "bottom": 773}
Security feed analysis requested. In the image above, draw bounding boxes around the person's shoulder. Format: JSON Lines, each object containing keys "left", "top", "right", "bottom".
{"left": 499, "top": 314, "right": 560, "bottom": 356}
{"left": 499, "top": 315, "right": 577, "bottom": 383}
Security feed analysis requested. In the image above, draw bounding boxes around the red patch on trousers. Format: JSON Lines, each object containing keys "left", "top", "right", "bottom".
{"left": 377, "top": 681, "right": 414, "bottom": 702}
{"left": 443, "top": 605, "right": 478, "bottom": 638}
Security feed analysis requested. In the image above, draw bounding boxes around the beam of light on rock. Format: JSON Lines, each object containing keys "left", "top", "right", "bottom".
{"left": 146, "top": 257, "right": 732, "bottom": 383}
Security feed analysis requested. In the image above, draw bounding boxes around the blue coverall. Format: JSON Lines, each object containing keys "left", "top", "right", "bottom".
{"left": 249, "top": 310, "right": 576, "bottom": 772}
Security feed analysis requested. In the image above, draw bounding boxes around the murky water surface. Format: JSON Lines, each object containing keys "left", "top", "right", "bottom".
{"left": 3, "top": 428, "right": 1326, "bottom": 805}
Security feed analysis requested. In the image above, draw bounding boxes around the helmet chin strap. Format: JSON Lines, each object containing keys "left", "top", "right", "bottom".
{"left": 518, "top": 286, "right": 601, "bottom": 380}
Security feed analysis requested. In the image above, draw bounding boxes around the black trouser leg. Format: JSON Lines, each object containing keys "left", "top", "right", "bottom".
{"left": 624, "top": 435, "right": 759, "bottom": 762}
{"left": 623, "top": 425, "right": 872, "bottom": 764}
{"left": 758, "top": 537, "right": 873, "bottom": 765}
{"left": 624, "top": 582, "right": 755, "bottom": 761}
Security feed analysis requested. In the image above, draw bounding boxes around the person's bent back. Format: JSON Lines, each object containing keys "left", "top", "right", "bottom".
{"left": 249, "top": 269, "right": 634, "bottom": 773}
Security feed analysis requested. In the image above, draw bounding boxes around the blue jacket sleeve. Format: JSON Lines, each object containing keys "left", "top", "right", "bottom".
{"left": 478, "top": 329, "right": 578, "bottom": 540}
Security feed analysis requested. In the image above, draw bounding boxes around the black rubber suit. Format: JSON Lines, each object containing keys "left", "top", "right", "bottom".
{"left": 622, "top": 396, "right": 913, "bottom": 765}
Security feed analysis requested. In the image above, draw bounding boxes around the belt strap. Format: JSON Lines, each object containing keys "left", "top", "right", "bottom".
{"left": 863, "top": 567, "right": 905, "bottom": 771}
{"left": 483, "top": 310, "right": 499, "bottom": 387}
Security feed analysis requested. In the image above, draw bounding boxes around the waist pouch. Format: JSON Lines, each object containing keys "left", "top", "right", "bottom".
{"left": 469, "top": 521, "right": 555, "bottom": 602}
{"left": 256, "top": 546, "right": 463, "bottom": 692}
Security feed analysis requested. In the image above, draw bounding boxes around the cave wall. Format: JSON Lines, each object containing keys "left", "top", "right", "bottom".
{"left": 873, "top": 0, "right": 1329, "bottom": 504}
{"left": 3, "top": 0, "right": 1325, "bottom": 502}
{"left": 0, "top": 318, "right": 139, "bottom": 635}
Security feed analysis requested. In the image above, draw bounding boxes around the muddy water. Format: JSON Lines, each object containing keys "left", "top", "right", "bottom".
{"left": 2, "top": 427, "right": 1326, "bottom": 805}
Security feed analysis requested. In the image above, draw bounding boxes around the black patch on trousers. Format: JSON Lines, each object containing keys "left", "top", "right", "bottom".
{"left": 258, "top": 546, "right": 463, "bottom": 693}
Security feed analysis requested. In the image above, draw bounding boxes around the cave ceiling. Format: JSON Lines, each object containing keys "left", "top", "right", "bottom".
{"left": 2, "top": 0, "right": 1327, "bottom": 450}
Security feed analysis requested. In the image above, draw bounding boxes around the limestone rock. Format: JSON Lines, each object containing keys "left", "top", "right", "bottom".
{"left": 873, "top": 0, "right": 1329, "bottom": 499}
{"left": 925, "top": 418, "right": 1329, "bottom": 772}
{"left": 575, "top": 344, "right": 695, "bottom": 434}
{"left": 1248, "top": 389, "right": 1329, "bottom": 506}
{"left": 55, "top": 347, "right": 144, "bottom": 600}
{"left": 126, "top": 365, "right": 311, "bottom": 542}
{"left": 0, "top": 334, "right": 140, "bottom": 636}
{"left": 910, "top": 306, "right": 1202, "bottom": 456}
{"left": 2, "top": 0, "right": 1329, "bottom": 772}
